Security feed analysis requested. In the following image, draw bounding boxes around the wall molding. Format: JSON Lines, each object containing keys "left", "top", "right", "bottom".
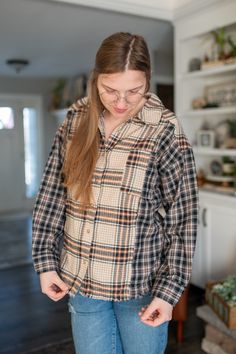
{"left": 174, "top": 0, "right": 226, "bottom": 21}
{"left": 48, "top": 0, "right": 173, "bottom": 20}
{"left": 49, "top": 0, "right": 225, "bottom": 22}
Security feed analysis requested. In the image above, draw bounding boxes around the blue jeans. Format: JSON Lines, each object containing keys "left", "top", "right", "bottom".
{"left": 68, "top": 291, "right": 169, "bottom": 354}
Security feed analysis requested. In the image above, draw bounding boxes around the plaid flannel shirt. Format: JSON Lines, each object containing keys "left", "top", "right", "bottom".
{"left": 32, "top": 93, "right": 198, "bottom": 305}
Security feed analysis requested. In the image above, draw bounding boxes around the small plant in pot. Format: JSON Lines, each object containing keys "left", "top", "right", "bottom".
{"left": 222, "top": 156, "right": 235, "bottom": 176}
{"left": 218, "top": 120, "right": 236, "bottom": 149}
{"left": 211, "top": 27, "right": 227, "bottom": 60}
{"left": 228, "top": 120, "right": 236, "bottom": 138}
{"left": 225, "top": 120, "right": 236, "bottom": 149}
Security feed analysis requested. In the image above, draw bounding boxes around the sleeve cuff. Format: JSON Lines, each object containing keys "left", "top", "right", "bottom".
{"left": 151, "top": 277, "right": 186, "bottom": 306}
{"left": 33, "top": 253, "right": 59, "bottom": 274}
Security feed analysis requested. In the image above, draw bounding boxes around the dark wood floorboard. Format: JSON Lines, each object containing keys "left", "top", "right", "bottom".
{"left": 0, "top": 265, "right": 71, "bottom": 354}
{"left": 0, "top": 215, "right": 32, "bottom": 269}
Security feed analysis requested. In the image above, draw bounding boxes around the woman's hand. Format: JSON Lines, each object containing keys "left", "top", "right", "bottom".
{"left": 139, "top": 297, "right": 173, "bottom": 327}
{"left": 39, "top": 271, "right": 69, "bottom": 301}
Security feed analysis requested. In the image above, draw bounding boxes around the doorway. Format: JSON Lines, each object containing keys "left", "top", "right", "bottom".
{"left": 156, "top": 83, "right": 174, "bottom": 112}
{"left": 0, "top": 95, "right": 43, "bottom": 213}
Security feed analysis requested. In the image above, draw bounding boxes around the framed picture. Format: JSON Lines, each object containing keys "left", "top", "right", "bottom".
{"left": 204, "top": 81, "right": 236, "bottom": 107}
{"left": 210, "top": 160, "right": 223, "bottom": 176}
{"left": 197, "top": 130, "right": 215, "bottom": 148}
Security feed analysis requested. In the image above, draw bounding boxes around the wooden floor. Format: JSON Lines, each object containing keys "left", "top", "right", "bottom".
{"left": 0, "top": 216, "right": 206, "bottom": 354}
{"left": 0, "top": 214, "right": 32, "bottom": 269}
{"left": 0, "top": 264, "right": 71, "bottom": 354}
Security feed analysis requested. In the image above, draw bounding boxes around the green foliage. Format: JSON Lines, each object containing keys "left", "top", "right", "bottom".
{"left": 222, "top": 155, "right": 234, "bottom": 164}
{"left": 53, "top": 78, "right": 66, "bottom": 95}
{"left": 227, "top": 120, "right": 236, "bottom": 138}
{"left": 227, "top": 36, "right": 236, "bottom": 57}
{"left": 211, "top": 27, "right": 227, "bottom": 59}
{"left": 51, "top": 79, "right": 66, "bottom": 110}
{"left": 211, "top": 27, "right": 236, "bottom": 60}
{"left": 212, "top": 275, "right": 236, "bottom": 307}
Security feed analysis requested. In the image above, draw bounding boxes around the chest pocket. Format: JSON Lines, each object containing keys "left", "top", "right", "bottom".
{"left": 120, "top": 147, "right": 153, "bottom": 200}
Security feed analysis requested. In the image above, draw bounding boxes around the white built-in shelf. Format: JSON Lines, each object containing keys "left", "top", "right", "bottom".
{"left": 200, "top": 186, "right": 236, "bottom": 198}
{"left": 182, "top": 106, "right": 236, "bottom": 117}
{"left": 182, "top": 62, "right": 236, "bottom": 79}
{"left": 193, "top": 147, "right": 236, "bottom": 156}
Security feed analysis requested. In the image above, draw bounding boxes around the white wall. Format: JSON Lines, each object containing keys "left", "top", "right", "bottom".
{"left": 0, "top": 76, "right": 58, "bottom": 163}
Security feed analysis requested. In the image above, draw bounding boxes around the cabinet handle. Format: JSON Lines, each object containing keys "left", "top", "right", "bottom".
{"left": 202, "top": 208, "right": 207, "bottom": 227}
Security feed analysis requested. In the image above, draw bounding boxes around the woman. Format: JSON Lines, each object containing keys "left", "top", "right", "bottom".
{"left": 32, "top": 32, "right": 198, "bottom": 354}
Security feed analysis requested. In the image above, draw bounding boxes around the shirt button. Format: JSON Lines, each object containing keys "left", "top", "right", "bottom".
{"left": 86, "top": 228, "right": 90, "bottom": 233}
{"left": 82, "top": 259, "right": 87, "bottom": 265}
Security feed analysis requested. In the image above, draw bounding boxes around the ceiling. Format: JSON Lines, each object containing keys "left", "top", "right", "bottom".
{"left": 0, "top": 0, "right": 192, "bottom": 78}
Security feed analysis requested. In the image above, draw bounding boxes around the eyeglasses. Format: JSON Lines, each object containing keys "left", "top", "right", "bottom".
{"left": 99, "top": 88, "right": 144, "bottom": 105}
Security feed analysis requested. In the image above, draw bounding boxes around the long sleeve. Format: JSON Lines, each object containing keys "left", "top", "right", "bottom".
{"left": 32, "top": 122, "right": 67, "bottom": 274}
{"left": 151, "top": 129, "right": 199, "bottom": 306}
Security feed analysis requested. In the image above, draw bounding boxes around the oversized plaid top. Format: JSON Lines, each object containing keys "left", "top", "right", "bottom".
{"left": 32, "top": 93, "right": 198, "bottom": 306}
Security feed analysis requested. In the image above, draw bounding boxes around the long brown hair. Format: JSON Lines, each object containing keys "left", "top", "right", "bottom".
{"left": 63, "top": 32, "right": 151, "bottom": 208}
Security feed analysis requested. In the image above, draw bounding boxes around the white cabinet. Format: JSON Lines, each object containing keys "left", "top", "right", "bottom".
{"left": 191, "top": 200, "right": 208, "bottom": 288}
{"left": 191, "top": 191, "right": 236, "bottom": 288}
{"left": 174, "top": 1, "right": 236, "bottom": 288}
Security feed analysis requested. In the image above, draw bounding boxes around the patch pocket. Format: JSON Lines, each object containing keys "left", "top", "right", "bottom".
{"left": 120, "top": 150, "right": 151, "bottom": 198}
{"left": 120, "top": 177, "right": 154, "bottom": 220}
{"left": 59, "top": 249, "right": 80, "bottom": 292}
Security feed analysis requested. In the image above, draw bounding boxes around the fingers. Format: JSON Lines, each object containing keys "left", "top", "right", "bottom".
{"left": 45, "top": 285, "right": 68, "bottom": 302}
{"left": 53, "top": 276, "right": 69, "bottom": 292}
{"left": 139, "top": 302, "right": 156, "bottom": 320}
{"left": 47, "top": 281, "right": 69, "bottom": 301}
{"left": 138, "top": 306, "right": 148, "bottom": 317}
{"left": 40, "top": 271, "right": 69, "bottom": 302}
{"left": 138, "top": 297, "right": 173, "bottom": 327}
{"left": 139, "top": 308, "right": 165, "bottom": 327}
{"left": 139, "top": 303, "right": 162, "bottom": 327}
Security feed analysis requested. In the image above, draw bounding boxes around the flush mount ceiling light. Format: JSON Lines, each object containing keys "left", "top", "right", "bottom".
{"left": 6, "top": 59, "right": 30, "bottom": 73}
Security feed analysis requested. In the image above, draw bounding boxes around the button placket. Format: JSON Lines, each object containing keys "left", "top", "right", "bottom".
{"left": 78, "top": 133, "right": 109, "bottom": 281}
{"left": 78, "top": 222, "right": 94, "bottom": 280}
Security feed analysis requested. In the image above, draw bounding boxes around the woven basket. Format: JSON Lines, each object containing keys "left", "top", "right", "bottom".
{"left": 206, "top": 281, "right": 236, "bottom": 329}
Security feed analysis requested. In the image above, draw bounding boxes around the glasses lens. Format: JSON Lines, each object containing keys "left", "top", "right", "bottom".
{"left": 100, "top": 91, "right": 117, "bottom": 104}
{"left": 126, "top": 92, "right": 143, "bottom": 104}
{"left": 100, "top": 91, "right": 143, "bottom": 105}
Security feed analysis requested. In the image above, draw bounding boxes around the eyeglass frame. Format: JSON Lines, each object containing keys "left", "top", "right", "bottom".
{"left": 98, "top": 86, "right": 146, "bottom": 105}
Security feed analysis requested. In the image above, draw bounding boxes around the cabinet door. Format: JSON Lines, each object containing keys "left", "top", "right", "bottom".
{"left": 191, "top": 199, "right": 236, "bottom": 288}
{"left": 207, "top": 204, "right": 236, "bottom": 282}
{"left": 191, "top": 204, "right": 209, "bottom": 288}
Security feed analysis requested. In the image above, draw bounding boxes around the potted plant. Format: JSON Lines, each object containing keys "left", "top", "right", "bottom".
{"left": 222, "top": 156, "right": 235, "bottom": 176}
{"left": 50, "top": 78, "right": 66, "bottom": 110}
{"left": 211, "top": 27, "right": 227, "bottom": 61}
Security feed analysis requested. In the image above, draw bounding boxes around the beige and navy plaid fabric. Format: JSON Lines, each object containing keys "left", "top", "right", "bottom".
{"left": 32, "top": 93, "right": 198, "bottom": 306}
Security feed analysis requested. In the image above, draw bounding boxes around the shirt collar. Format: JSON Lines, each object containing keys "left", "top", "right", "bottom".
{"left": 73, "top": 93, "right": 164, "bottom": 128}
{"left": 135, "top": 92, "right": 164, "bottom": 126}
